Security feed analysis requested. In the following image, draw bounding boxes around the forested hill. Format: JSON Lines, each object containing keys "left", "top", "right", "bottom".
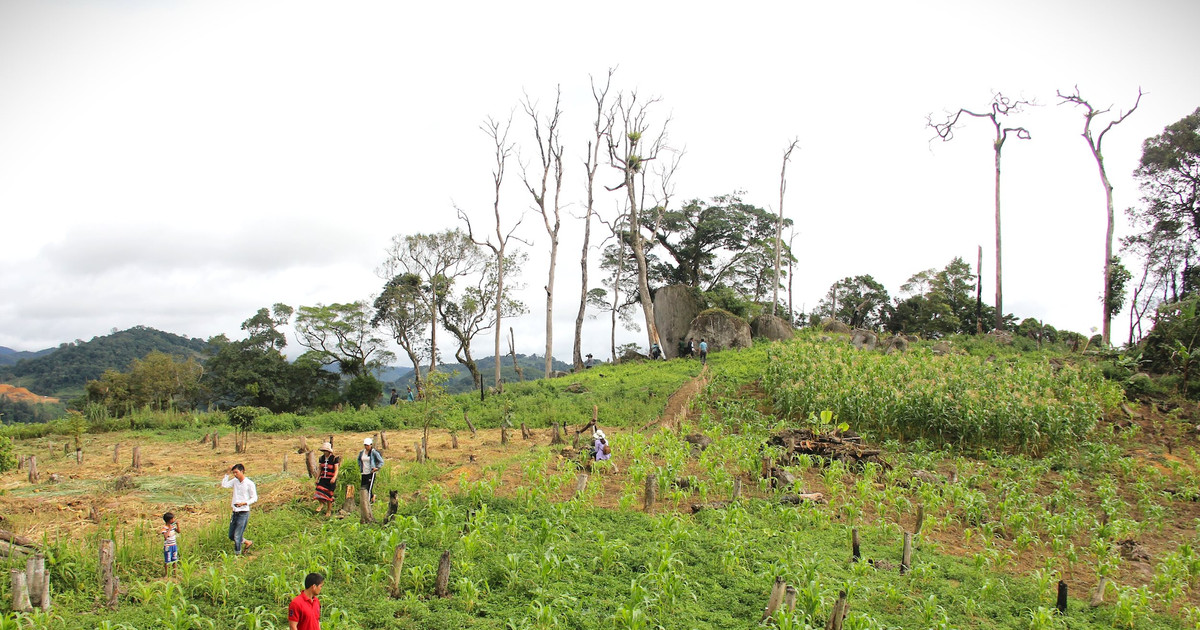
{"left": 0, "top": 346, "right": 55, "bottom": 367}
{"left": 0, "top": 326, "right": 210, "bottom": 396}
{"left": 390, "top": 353, "right": 572, "bottom": 394}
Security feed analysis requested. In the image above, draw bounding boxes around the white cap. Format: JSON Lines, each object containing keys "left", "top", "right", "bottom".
{"left": 363, "top": 437, "right": 373, "bottom": 445}
{"left": 594, "top": 430, "right": 606, "bottom": 440}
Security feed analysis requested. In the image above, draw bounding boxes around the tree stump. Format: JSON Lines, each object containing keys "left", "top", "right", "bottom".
{"left": 761, "top": 455, "right": 773, "bottom": 483}
{"left": 1056, "top": 580, "right": 1068, "bottom": 614}
{"left": 282, "top": 454, "right": 288, "bottom": 474}
{"left": 63, "top": 443, "right": 69, "bottom": 455}
{"left": 99, "top": 539, "right": 118, "bottom": 609}
{"left": 1090, "top": 577, "right": 1107, "bottom": 607}
{"left": 785, "top": 584, "right": 798, "bottom": 613}
{"left": 762, "top": 575, "right": 785, "bottom": 620}
{"left": 851, "top": 528, "right": 861, "bottom": 563}
{"left": 75, "top": 449, "right": 83, "bottom": 465}
{"left": 520, "top": 423, "right": 530, "bottom": 440}
{"left": 27, "top": 456, "right": 38, "bottom": 484}
{"left": 389, "top": 543, "right": 406, "bottom": 597}
{"left": 900, "top": 532, "right": 912, "bottom": 575}
{"left": 450, "top": 431, "right": 458, "bottom": 449}
{"left": 211, "top": 432, "right": 219, "bottom": 449}
{"left": 306, "top": 451, "right": 318, "bottom": 479}
{"left": 384, "top": 491, "right": 399, "bottom": 524}
{"left": 435, "top": 550, "right": 451, "bottom": 598}
{"left": 501, "top": 426, "right": 509, "bottom": 445}
{"left": 27, "top": 553, "right": 49, "bottom": 610}
{"left": 338, "top": 485, "right": 356, "bottom": 517}
{"left": 201, "top": 433, "right": 210, "bottom": 445}
{"left": 574, "top": 474, "right": 589, "bottom": 499}
{"left": 297, "top": 436, "right": 309, "bottom": 453}
{"left": 414, "top": 442, "right": 426, "bottom": 464}
{"left": 358, "top": 489, "right": 375, "bottom": 524}
{"left": 89, "top": 506, "right": 101, "bottom": 524}
{"left": 550, "top": 423, "right": 564, "bottom": 445}
{"left": 131, "top": 446, "right": 141, "bottom": 472}
{"left": 17, "top": 455, "right": 23, "bottom": 471}
{"left": 112, "top": 443, "right": 120, "bottom": 464}
{"left": 826, "top": 590, "right": 848, "bottom": 630}
{"left": 10, "top": 569, "right": 31, "bottom": 612}
{"left": 464, "top": 411, "right": 477, "bottom": 438}
{"left": 914, "top": 504, "right": 925, "bottom": 536}
{"left": 374, "top": 433, "right": 381, "bottom": 450}
{"left": 644, "top": 474, "right": 657, "bottom": 513}
{"left": 379, "top": 432, "right": 389, "bottom": 450}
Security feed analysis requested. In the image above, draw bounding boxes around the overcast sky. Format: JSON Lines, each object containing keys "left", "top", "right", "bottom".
{"left": 2, "top": 0, "right": 1198, "bottom": 365}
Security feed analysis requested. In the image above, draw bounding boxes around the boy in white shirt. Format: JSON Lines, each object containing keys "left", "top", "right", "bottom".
{"left": 220, "top": 463, "right": 257, "bottom": 554}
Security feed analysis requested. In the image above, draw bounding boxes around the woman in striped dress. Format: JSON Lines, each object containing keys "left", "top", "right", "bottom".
{"left": 314, "top": 442, "right": 340, "bottom": 516}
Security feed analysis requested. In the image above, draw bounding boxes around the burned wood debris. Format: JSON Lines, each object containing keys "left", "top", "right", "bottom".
{"left": 767, "top": 428, "right": 889, "bottom": 470}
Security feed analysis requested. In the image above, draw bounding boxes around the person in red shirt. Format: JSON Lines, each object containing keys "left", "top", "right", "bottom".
{"left": 288, "top": 573, "right": 323, "bottom": 630}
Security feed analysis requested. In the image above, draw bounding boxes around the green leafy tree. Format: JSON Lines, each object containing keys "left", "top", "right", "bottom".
{"left": 816, "top": 275, "right": 891, "bottom": 329}
{"left": 0, "top": 434, "right": 16, "bottom": 472}
{"left": 373, "top": 274, "right": 432, "bottom": 392}
{"left": 227, "top": 406, "right": 262, "bottom": 453}
{"left": 344, "top": 373, "right": 383, "bottom": 409}
{"left": 294, "top": 302, "right": 395, "bottom": 378}
{"left": 438, "top": 253, "right": 528, "bottom": 388}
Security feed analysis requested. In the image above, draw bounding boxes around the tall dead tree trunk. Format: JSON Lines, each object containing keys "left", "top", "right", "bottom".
{"left": 459, "top": 115, "right": 526, "bottom": 392}
{"left": 929, "top": 93, "right": 1032, "bottom": 331}
{"left": 575, "top": 70, "right": 614, "bottom": 371}
{"left": 607, "top": 90, "right": 672, "bottom": 349}
{"left": 521, "top": 87, "right": 565, "bottom": 378}
{"left": 1058, "top": 86, "right": 1143, "bottom": 347}
{"left": 773, "top": 139, "right": 799, "bottom": 317}
{"left": 508, "top": 327, "right": 525, "bottom": 382}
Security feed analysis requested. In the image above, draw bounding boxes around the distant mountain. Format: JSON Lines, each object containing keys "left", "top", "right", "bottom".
{"left": 0, "top": 326, "right": 210, "bottom": 397}
{"left": 0, "top": 345, "right": 55, "bottom": 367}
{"left": 387, "top": 353, "right": 572, "bottom": 394}
{"left": 376, "top": 365, "right": 414, "bottom": 383}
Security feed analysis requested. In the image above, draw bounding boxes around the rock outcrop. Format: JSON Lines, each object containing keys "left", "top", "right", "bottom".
{"left": 750, "top": 314, "right": 794, "bottom": 342}
{"left": 850, "top": 329, "right": 877, "bottom": 351}
{"left": 821, "top": 318, "right": 851, "bottom": 334}
{"left": 685, "top": 309, "right": 752, "bottom": 352}
{"left": 653, "top": 285, "right": 704, "bottom": 358}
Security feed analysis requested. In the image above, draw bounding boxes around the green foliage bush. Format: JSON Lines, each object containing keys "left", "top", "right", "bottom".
{"left": 0, "top": 434, "right": 15, "bottom": 472}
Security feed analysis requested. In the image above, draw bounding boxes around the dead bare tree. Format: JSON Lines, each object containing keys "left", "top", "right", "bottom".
{"left": 787, "top": 226, "right": 797, "bottom": 323}
{"left": 929, "top": 92, "right": 1033, "bottom": 331}
{"left": 574, "top": 69, "right": 614, "bottom": 371}
{"left": 606, "top": 90, "right": 671, "bottom": 349}
{"left": 1057, "top": 86, "right": 1143, "bottom": 347}
{"left": 773, "top": 139, "right": 799, "bottom": 317}
{"left": 458, "top": 115, "right": 529, "bottom": 391}
{"left": 521, "top": 86, "right": 565, "bottom": 378}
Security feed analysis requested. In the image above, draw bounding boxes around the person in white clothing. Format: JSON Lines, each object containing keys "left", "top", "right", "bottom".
{"left": 221, "top": 463, "right": 258, "bottom": 554}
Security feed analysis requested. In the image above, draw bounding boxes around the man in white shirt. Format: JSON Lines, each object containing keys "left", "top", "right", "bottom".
{"left": 221, "top": 463, "right": 258, "bottom": 554}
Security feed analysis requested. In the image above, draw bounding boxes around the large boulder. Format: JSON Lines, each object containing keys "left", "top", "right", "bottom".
{"left": 653, "top": 285, "right": 704, "bottom": 358}
{"left": 685, "top": 309, "right": 753, "bottom": 352}
{"left": 850, "top": 329, "right": 877, "bottom": 351}
{"left": 750, "top": 314, "right": 794, "bottom": 342}
{"left": 821, "top": 318, "right": 851, "bottom": 334}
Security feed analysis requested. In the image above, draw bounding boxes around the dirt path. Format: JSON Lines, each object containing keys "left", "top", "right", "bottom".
{"left": 642, "top": 366, "right": 709, "bottom": 432}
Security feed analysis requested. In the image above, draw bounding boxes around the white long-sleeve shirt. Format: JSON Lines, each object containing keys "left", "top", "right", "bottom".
{"left": 221, "top": 475, "right": 258, "bottom": 512}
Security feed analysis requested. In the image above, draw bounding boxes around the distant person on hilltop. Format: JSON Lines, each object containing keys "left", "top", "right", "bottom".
{"left": 685, "top": 338, "right": 695, "bottom": 358}
{"left": 650, "top": 343, "right": 663, "bottom": 360}
{"left": 699, "top": 339, "right": 708, "bottom": 366}
{"left": 389, "top": 389, "right": 399, "bottom": 405}
{"left": 405, "top": 386, "right": 415, "bottom": 402}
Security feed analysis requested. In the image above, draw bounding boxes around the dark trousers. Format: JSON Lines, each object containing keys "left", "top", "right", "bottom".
{"left": 228, "top": 511, "right": 249, "bottom": 553}
{"left": 361, "top": 472, "right": 377, "bottom": 500}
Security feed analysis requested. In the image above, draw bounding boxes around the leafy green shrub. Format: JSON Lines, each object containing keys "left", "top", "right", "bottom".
{"left": 0, "top": 434, "right": 16, "bottom": 472}
{"left": 253, "top": 414, "right": 300, "bottom": 433}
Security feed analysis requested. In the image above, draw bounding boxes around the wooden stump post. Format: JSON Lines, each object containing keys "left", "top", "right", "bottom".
{"left": 914, "top": 504, "right": 925, "bottom": 536}
{"left": 211, "top": 432, "right": 219, "bottom": 449}
{"left": 785, "top": 584, "right": 797, "bottom": 614}
{"left": 520, "top": 422, "right": 530, "bottom": 440}
{"left": 384, "top": 491, "right": 399, "bottom": 524}
{"left": 112, "top": 443, "right": 120, "bottom": 464}
{"left": 1056, "top": 580, "right": 1068, "bottom": 614}
{"left": 298, "top": 436, "right": 309, "bottom": 453}
{"left": 200, "top": 433, "right": 210, "bottom": 445}
{"left": 373, "top": 433, "right": 381, "bottom": 450}
{"left": 27, "top": 456, "right": 38, "bottom": 484}
{"left": 574, "top": 474, "right": 589, "bottom": 499}
{"left": 450, "top": 431, "right": 458, "bottom": 449}
{"left": 501, "top": 425, "right": 509, "bottom": 445}
{"left": 63, "top": 443, "right": 69, "bottom": 455}
{"left": 550, "top": 423, "right": 564, "bottom": 445}
{"left": 1090, "top": 577, "right": 1107, "bottom": 607}
{"left": 900, "top": 532, "right": 913, "bottom": 575}
{"left": 358, "top": 489, "right": 375, "bottom": 524}
{"left": 89, "top": 506, "right": 101, "bottom": 523}
{"left": 464, "top": 411, "right": 477, "bottom": 438}
{"left": 75, "top": 449, "right": 83, "bottom": 465}
{"left": 762, "top": 576, "right": 785, "bottom": 620}
{"left": 380, "top": 431, "right": 389, "bottom": 450}
{"left": 306, "top": 451, "right": 318, "bottom": 479}
{"left": 17, "top": 455, "right": 23, "bottom": 471}
{"left": 732, "top": 477, "right": 742, "bottom": 500}
{"left": 10, "top": 569, "right": 31, "bottom": 613}
{"left": 27, "top": 553, "right": 49, "bottom": 610}
{"left": 761, "top": 455, "right": 773, "bottom": 483}
{"left": 338, "top": 485, "right": 356, "bottom": 516}
{"left": 131, "top": 446, "right": 141, "bottom": 472}
{"left": 282, "top": 454, "right": 288, "bottom": 474}
{"left": 644, "top": 474, "right": 657, "bottom": 513}
{"left": 826, "top": 590, "right": 848, "bottom": 630}
{"left": 851, "top": 528, "right": 861, "bottom": 563}
{"left": 99, "top": 539, "right": 118, "bottom": 609}
{"left": 414, "top": 442, "right": 425, "bottom": 464}
{"left": 389, "top": 543, "right": 406, "bottom": 597}
{"left": 435, "top": 550, "right": 451, "bottom": 598}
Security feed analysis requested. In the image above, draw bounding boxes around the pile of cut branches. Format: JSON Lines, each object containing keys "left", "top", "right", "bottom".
{"left": 768, "top": 428, "right": 889, "bottom": 470}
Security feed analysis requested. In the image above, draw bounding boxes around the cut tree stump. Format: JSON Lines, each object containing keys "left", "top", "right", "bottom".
{"left": 851, "top": 528, "right": 861, "bottom": 563}
{"left": 99, "top": 539, "right": 118, "bottom": 609}
{"left": 1056, "top": 580, "right": 1068, "bottom": 614}
{"left": 211, "top": 432, "right": 219, "bottom": 449}
{"left": 282, "top": 454, "right": 288, "bottom": 474}
{"left": 644, "top": 474, "right": 657, "bottom": 513}
{"left": 826, "top": 590, "right": 848, "bottom": 630}
{"left": 785, "top": 584, "right": 798, "bottom": 613}
{"left": 112, "top": 443, "right": 120, "bottom": 464}
{"left": 389, "top": 543, "right": 406, "bottom": 597}
{"left": 10, "top": 569, "right": 31, "bottom": 612}
{"left": 450, "top": 431, "right": 458, "bottom": 449}
{"left": 384, "top": 491, "right": 399, "bottom": 524}
{"left": 464, "top": 411, "right": 477, "bottom": 437}
{"left": 574, "top": 474, "right": 588, "bottom": 499}
{"left": 306, "top": 451, "right": 318, "bottom": 479}
{"left": 550, "top": 423, "right": 564, "bottom": 445}
{"left": 1090, "top": 577, "right": 1107, "bottom": 607}
{"left": 297, "top": 436, "right": 309, "bottom": 453}
{"left": 132, "top": 446, "right": 141, "bottom": 472}
{"left": 762, "top": 576, "right": 785, "bottom": 620}
{"left": 379, "top": 431, "right": 389, "bottom": 450}
{"left": 501, "top": 426, "right": 509, "bottom": 445}
{"left": 900, "top": 532, "right": 912, "bottom": 575}
{"left": 358, "top": 489, "right": 374, "bottom": 524}
{"left": 435, "top": 550, "right": 451, "bottom": 598}
{"left": 27, "top": 456, "right": 38, "bottom": 484}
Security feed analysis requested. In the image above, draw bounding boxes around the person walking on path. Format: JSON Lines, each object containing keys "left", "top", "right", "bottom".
{"left": 699, "top": 339, "right": 709, "bottom": 366}
{"left": 356, "top": 438, "right": 384, "bottom": 503}
{"left": 288, "top": 572, "right": 324, "bottom": 630}
{"left": 221, "top": 463, "right": 257, "bottom": 554}
{"left": 313, "top": 442, "right": 340, "bottom": 516}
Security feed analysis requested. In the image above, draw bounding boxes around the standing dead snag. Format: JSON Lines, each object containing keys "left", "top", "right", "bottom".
{"left": 1057, "top": 86, "right": 1143, "bottom": 347}
{"left": 574, "top": 69, "right": 614, "bottom": 371}
{"left": 928, "top": 92, "right": 1033, "bottom": 331}
{"left": 520, "top": 86, "right": 565, "bottom": 379}
{"left": 773, "top": 139, "right": 799, "bottom": 318}
{"left": 457, "top": 114, "right": 530, "bottom": 393}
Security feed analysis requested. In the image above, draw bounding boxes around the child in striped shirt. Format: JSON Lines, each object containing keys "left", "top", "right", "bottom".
{"left": 160, "top": 512, "right": 180, "bottom": 578}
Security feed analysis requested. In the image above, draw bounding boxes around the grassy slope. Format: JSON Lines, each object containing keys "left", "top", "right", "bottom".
{"left": 1, "top": 337, "right": 1196, "bottom": 629}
